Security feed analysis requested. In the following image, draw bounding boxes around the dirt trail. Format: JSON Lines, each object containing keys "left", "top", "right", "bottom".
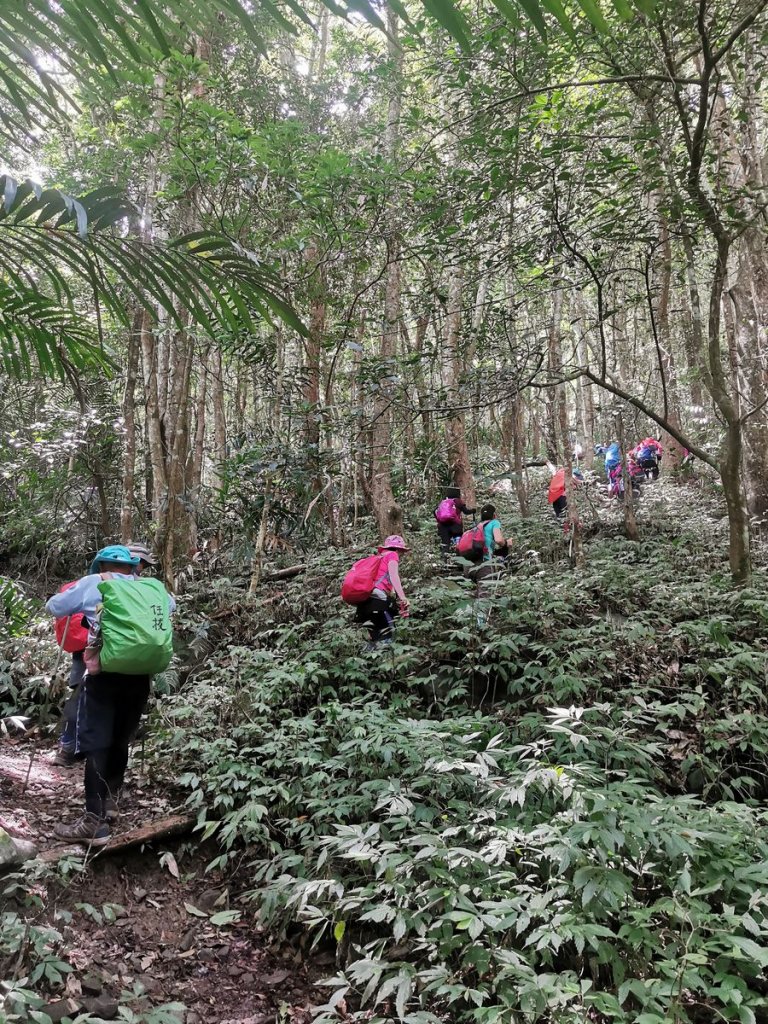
{"left": 1, "top": 740, "right": 326, "bottom": 1023}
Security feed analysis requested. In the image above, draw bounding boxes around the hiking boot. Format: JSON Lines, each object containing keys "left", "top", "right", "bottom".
{"left": 51, "top": 749, "right": 76, "bottom": 767}
{"left": 54, "top": 813, "right": 110, "bottom": 847}
{"left": 104, "top": 797, "right": 119, "bottom": 824}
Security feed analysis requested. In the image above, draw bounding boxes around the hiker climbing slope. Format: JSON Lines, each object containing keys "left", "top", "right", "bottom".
{"left": 52, "top": 543, "right": 159, "bottom": 767}
{"left": 51, "top": 579, "right": 90, "bottom": 767}
{"left": 630, "top": 437, "right": 663, "bottom": 480}
{"left": 342, "top": 535, "right": 410, "bottom": 648}
{"left": 434, "top": 487, "right": 476, "bottom": 554}
{"left": 547, "top": 464, "right": 584, "bottom": 520}
{"left": 45, "top": 544, "right": 175, "bottom": 846}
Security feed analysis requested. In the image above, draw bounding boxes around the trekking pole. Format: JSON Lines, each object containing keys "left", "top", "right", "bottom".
{"left": 23, "top": 616, "right": 71, "bottom": 793}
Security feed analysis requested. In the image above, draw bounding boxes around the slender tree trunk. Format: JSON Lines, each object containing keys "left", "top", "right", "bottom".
{"left": 304, "top": 244, "right": 325, "bottom": 492}
{"left": 189, "top": 347, "right": 210, "bottom": 551}
{"left": 140, "top": 311, "right": 168, "bottom": 517}
{"left": 120, "top": 309, "right": 142, "bottom": 542}
{"left": 210, "top": 347, "right": 227, "bottom": 488}
{"left": 444, "top": 265, "right": 476, "bottom": 505}
{"left": 370, "top": 6, "right": 404, "bottom": 539}
{"left": 249, "top": 482, "right": 272, "bottom": 593}
{"left": 616, "top": 410, "right": 639, "bottom": 541}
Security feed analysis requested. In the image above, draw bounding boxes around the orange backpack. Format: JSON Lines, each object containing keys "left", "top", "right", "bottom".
{"left": 53, "top": 582, "right": 89, "bottom": 653}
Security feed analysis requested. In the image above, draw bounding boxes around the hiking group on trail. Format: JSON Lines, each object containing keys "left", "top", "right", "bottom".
{"left": 37, "top": 433, "right": 669, "bottom": 847}
{"left": 342, "top": 435, "right": 668, "bottom": 645}
{"left": 45, "top": 544, "right": 174, "bottom": 847}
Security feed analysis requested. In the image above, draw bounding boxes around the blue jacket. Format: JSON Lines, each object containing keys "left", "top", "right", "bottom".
{"left": 46, "top": 573, "right": 176, "bottom": 622}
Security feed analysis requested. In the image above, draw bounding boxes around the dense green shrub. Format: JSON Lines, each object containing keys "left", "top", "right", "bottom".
{"left": 152, "top": 529, "right": 768, "bottom": 1023}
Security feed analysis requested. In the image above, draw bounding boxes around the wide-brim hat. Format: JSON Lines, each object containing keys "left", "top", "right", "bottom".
{"left": 378, "top": 534, "right": 410, "bottom": 552}
{"left": 128, "top": 542, "right": 158, "bottom": 566}
{"left": 90, "top": 544, "right": 140, "bottom": 574}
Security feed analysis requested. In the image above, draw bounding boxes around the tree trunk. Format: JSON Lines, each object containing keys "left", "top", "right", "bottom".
{"left": 120, "top": 309, "right": 142, "bottom": 542}
{"left": 140, "top": 311, "right": 168, "bottom": 517}
{"left": 444, "top": 264, "right": 475, "bottom": 505}
{"left": 303, "top": 244, "right": 325, "bottom": 492}
{"left": 616, "top": 410, "right": 639, "bottom": 542}
{"left": 369, "top": 6, "right": 403, "bottom": 540}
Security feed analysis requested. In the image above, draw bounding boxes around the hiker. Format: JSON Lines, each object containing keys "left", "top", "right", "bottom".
{"left": 455, "top": 505, "right": 509, "bottom": 627}
{"left": 434, "top": 487, "right": 476, "bottom": 554}
{"left": 51, "top": 581, "right": 91, "bottom": 767}
{"left": 547, "top": 464, "right": 584, "bottom": 520}
{"left": 459, "top": 505, "right": 508, "bottom": 579}
{"left": 45, "top": 544, "right": 175, "bottom": 846}
{"left": 631, "top": 437, "right": 663, "bottom": 480}
{"left": 344, "top": 535, "right": 410, "bottom": 648}
{"left": 608, "top": 459, "right": 643, "bottom": 499}
{"left": 52, "top": 543, "right": 158, "bottom": 767}
{"left": 128, "top": 541, "right": 158, "bottom": 574}
{"left": 601, "top": 442, "right": 622, "bottom": 482}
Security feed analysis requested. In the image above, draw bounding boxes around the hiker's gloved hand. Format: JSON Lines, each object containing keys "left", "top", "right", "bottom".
{"left": 399, "top": 599, "right": 410, "bottom": 617}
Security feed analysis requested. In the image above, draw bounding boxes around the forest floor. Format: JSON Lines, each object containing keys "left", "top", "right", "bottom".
{"left": 4, "top": 471, "right": 768, "bottom": 1024}
{"left": 1, "top": 739, "right": 326, "bottom": 1023}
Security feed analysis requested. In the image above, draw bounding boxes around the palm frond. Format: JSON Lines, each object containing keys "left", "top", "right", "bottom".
{"left": 0, "top": 0, "right": 654, "bottom": 138}
{"left": 0, "top": 282, "right": 107, "bottom": 379}
{"left": 0, "top": 176, "right": 306, "bottom": 377}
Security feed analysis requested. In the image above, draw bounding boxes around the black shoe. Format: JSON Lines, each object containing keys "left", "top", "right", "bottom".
{"left": 54, "top": 813, "right": 110, "bottom": 847}
{"left": 51, "top": 749, "right": 76, "bottom": 767}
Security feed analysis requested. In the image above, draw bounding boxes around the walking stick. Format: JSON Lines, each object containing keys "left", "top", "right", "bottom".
{"left": 22, "top": 616, "right": 71, "bottom": 794}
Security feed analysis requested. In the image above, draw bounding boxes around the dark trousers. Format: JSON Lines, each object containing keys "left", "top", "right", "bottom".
{"left": 552, "top": 495, "right": 567, "bottom": 518}
{"left": 60, "top": 652, "right": 86, "bottom": 752}
{"left": 437, "top": 522, "right": 462, "bottom": 553}
{"left": 639, "top": 457, "right": 659, "bottom": 480}
{"left": 74, "top": 672, "right": 150, "bottom": 818}
{"left": 355, "top": 596, "right": 399, "bottom": 643}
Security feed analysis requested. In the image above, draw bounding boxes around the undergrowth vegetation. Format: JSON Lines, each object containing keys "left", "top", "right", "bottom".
{"left": 3, "top": 497, "right": 768, "bottom": 1023}
{"left": 140, "top": 506, "right": 768, "bottom": 1024}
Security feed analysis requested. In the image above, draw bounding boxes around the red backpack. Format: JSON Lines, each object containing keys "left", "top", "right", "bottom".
{"left": 455, "top": 522, "right": 488, "bottom": 562}
{"left": 435, "top": 498, "right": 461, "bottom": 524}
{"left": 53, "top": 581, "right": 90, "bottom": 653}
{"left": 341, "top": 555, "right": 386, "bottom": 605}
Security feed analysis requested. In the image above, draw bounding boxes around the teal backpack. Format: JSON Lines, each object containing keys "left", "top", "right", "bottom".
{"left": 93, "top": 576, "right": 173, "bottom": 675}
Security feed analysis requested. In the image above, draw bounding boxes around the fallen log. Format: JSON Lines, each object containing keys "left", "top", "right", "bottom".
{"left": 38, "top": 813, "right": 196, "bottom": 863}
{"left": 260, "top": 564, "right": 306, "bottom": 581}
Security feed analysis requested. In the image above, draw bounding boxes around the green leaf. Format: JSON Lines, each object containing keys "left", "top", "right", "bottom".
{"left": 575, "top": 0, "right": 611, "bottom": 32}
{"left": 209, "top": 910, "right": 242, "bottom": 926}
{"left": 729, "top": 936, "right": 768, "bottom": 968}
{"left": 419, "top": 0, "right": 472, "bottom": 50}
{"left": 610, "top": 0, "right": 634, "bottom": 17}
{"left": 333, "top": 920, "right": 346, "bottom": 942}
{"left": 511, "top": 0, "right": 548, "bottom": 38}
{"left": 539, "top": 0, "right": 578, "bottom": 37}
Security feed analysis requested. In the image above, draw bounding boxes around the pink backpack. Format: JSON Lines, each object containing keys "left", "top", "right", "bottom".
{"left": 435, "top": 498, "right": 461, "bottom": 524}
{"left": 341, "top": 555, "right": 386, "bottom": 605}
{"left": 456, "top": 522, "right": 488, "bottom": 561}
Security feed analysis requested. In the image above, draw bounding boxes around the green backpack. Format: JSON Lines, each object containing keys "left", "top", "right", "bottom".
{"left": 96, "top": 576, "right": 173, "bottom": 675}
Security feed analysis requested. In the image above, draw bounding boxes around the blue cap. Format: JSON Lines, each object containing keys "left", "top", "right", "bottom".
{"left": 90, "top": 544, "right": 140, "bottom": 575}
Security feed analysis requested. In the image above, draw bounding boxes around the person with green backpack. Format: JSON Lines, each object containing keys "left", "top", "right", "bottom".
{"left": 45, "top": 544, "right": 175, "bottom": 846}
